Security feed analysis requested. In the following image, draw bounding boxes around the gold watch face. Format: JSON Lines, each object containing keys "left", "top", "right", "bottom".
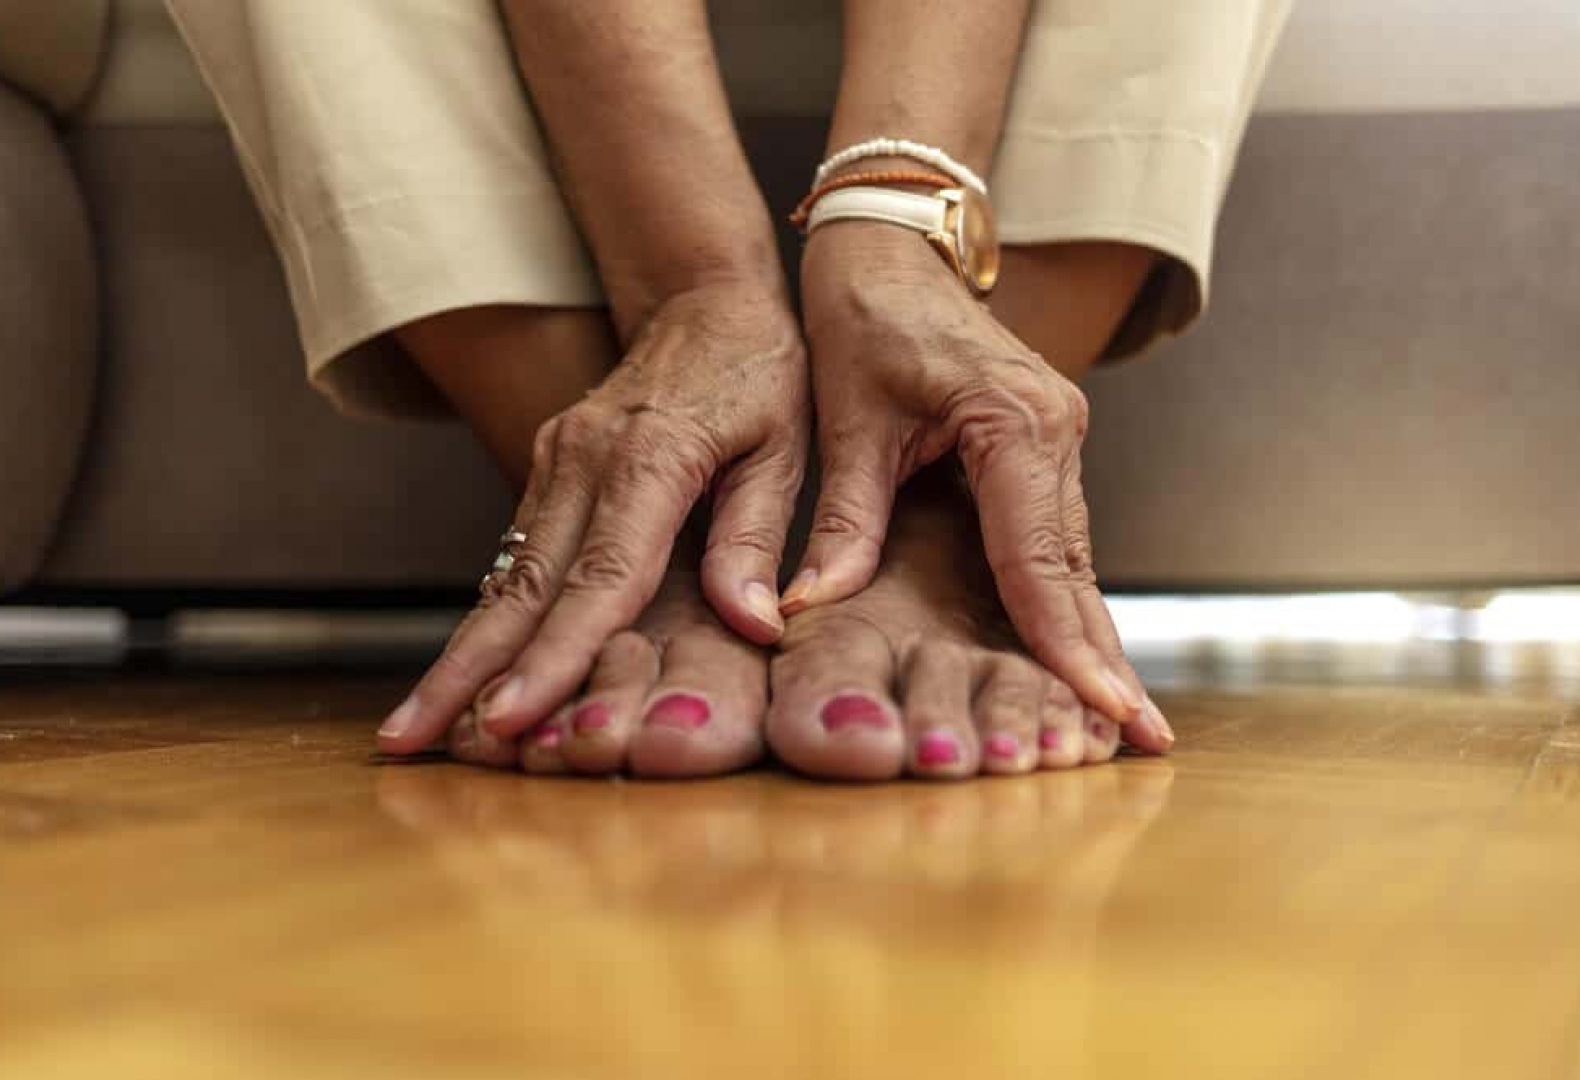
{"left": 952, "top": 187, "right": 1000, "bottom": 296}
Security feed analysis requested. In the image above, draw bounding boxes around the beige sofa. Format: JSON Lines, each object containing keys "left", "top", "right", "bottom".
{"left": 2, "top": 0, "right": 1577, "bottom": 606}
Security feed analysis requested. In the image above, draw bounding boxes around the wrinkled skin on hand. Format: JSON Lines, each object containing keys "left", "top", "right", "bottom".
{"left": 380, "top": 283, "right": 808, "bottom": 754}
{"left": 788, "top": 223, "right": 1167, "bottom": 749}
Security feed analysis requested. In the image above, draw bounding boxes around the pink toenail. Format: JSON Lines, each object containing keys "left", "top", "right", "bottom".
{"left": 1039, "top": 728, "right": 1062, "bottom": 751}
{"left": 985, "top": 733, "right": 1019, "bottom": 759}
{"left": 916, "top": 731, "right": 960, "bottom": 767}
{"left": 643, "top": 693, "right": 711, "bottom": 730}
{"left": 572, "top": 701, "right": 611, "bottom": 734}
{"left": 820, "top": 693, "right": 892, "bottom": 732}
{"left": 534, "top": 727, "right": 562, "bottom": 749}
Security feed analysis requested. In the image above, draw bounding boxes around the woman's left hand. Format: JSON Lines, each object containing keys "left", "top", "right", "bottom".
{"left": 788, "top": 222, "right": 1165, "bottom": 745}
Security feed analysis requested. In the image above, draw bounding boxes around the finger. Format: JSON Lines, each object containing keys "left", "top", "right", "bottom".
{"left": 480, "top": 415, "right": 713, "bottom": 736}
{"left": 700, "top": 438, "right": 804, "bottom": 644}
{"left": 376, "top": 430, "right": 596, "bottom": 754}
{"left": 782, "top": 422, "right": 896, "bottom": 615}
{"left": 962, "top": 430, "right": 1141, "bottom": 726}
{"left": 1059, "top": 466, "right": 1172, "bottom": 752}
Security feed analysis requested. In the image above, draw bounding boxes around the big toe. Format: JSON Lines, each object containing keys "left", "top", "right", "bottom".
{"left": 627, "top": 622, "right": 767, "bottom": 779}
{"left": 767, "top": 614, "right": 905, "bottom": 782}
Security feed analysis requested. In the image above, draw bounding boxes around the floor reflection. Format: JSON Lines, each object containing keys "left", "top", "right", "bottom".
{"left": 374, "top": 763, "right": 1175, "bottom": 1075}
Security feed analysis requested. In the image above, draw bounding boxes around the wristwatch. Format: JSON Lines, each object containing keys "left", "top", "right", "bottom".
{"left": 805, "top": 185, "right": 1001, "bottom": 297}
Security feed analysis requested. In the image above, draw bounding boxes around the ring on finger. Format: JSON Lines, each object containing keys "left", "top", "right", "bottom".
{"left": 479, "top": 528, "right": 529, "bottom": 598}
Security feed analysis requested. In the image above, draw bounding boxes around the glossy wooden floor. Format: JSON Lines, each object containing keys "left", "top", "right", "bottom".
{"left": 2, "top": 659, "right": 1578, "bottom": 1079}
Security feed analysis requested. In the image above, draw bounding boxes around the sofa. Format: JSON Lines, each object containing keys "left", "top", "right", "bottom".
{"left": 1, "top": 0, "right": 1577, "bottom": 608}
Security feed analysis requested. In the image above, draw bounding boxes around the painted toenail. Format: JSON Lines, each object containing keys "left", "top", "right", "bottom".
{"left": 820, "top": 693, "right": 892, "bottom": 732}
{"left": 378, "top": 695, "right": 419, "bottom": 739}
{"left": 572, "top": 701, "right": 611, "bottom": 734}
{"left": 916, "top": 731, "right": 961, "bottom": 767}
{"left": 1038, "top": 728, "right": 1062, "bottom": 750}
{"left": 643, "top": 693, "right": 711, "bottom": 730}
{"left": 985, "top": 733, "right": 1020, "bottom": 759}
{"left": 533, "top": 726, "right": 562, "bottom": 749}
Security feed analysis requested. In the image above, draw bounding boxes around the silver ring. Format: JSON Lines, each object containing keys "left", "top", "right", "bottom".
{"left": 480, "top": 528, "right": 529, "bottom": 597}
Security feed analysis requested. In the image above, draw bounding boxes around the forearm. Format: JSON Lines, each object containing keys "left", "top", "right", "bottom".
{"left": 828, "top": 0, "right": 1032, "bottom": 174}
{"left": 499, "top": 2, "right": 782, "bottom": 337}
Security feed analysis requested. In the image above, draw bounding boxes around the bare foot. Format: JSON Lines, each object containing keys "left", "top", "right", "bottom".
{"left": 447, "top": 566, "right": 768, "bottom": 780}
{"left": 768, "top": 471, "right": 1163, "bottom": 781}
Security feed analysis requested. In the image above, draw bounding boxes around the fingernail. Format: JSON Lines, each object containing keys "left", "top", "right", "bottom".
{"left": 780, "top": 569, "right": 818, "bottom": 611}
{"left": 643, "top": 693, "right": 711, "bottom": 731}
{"left": 480, "top": 677, "right": 527, "bottom": 725}
{"left": 916, "top": 730, "right": 961, "bottom": 767}
{"left": 1038, "top": 728, "right": 1062, "bottom": 751}
{"left": 451, "top": 714, "right": 477, "bottom": 754}
{"left": 378, "top": 696, "right": 419, "bottom": 739}
{"left": 1143, "top": 695, "right": 1176, "bottom": 746}
{"left": 533, "top": 726, "right": 563, "bottom": 749}
{"left": 985, "top": 733, "right": 1020, "bottom": 759}
{"left": 572, "top": 701, "right": 611, "bottom": 734}
{"left": 1102, "top": 668, "right": 1143, "bottom": 716}
{"left": 744, "top": 582, "right": 785, "bottom": 632}
{"left": 820, "top": 693, "right": 893, "bottom": 732}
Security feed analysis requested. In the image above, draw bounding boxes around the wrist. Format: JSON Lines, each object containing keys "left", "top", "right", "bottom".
{"left": 601, "top": 228, "right": 786, "bottom": 344}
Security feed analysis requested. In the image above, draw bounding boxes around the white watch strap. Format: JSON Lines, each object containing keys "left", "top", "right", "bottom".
{"left": 805, "top": 186, "right": 949, "bottom": 237}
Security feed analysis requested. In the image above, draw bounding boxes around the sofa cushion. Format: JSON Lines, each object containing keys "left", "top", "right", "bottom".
{"left": 0, "top": 0, "right": 108, "bottom": 116}
{"left": 0, "top": 84, "right": 97, "bottom": 592}
{"left": 77, "top": 0, "right": 214, "bottom": 125}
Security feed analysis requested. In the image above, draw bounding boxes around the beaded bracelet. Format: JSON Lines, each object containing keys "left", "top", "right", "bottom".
{"left": 814, "top": 137, "right": 988, "bottom": 197}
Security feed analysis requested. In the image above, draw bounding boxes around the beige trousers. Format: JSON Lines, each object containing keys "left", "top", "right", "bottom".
{"left": 166, "top": 0, "right": 1289, "bottom": 418}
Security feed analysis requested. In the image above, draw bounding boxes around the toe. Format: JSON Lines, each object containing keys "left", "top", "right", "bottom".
{"left": 899, "top": 642, "right": 980, "bottom": 780}
{"left": 972, "top": 655, "right": 1046, "bottom": 776}
{"left": 447, "top": 709, "right": 521, "bottom": 770}
{"left": 519, "top": 712, "right": 571, "bottom": 775}
{"left": 560, "top": 631, "right": 660, "bottom": 775}
{"left": 1036, "top": 681, "right": 1087, "bottom": 770}
{"left": 767, "top": 613, "right": 904, "bottom": 782}
{"left": 628, "top": 622, "right": 766, "bottom": 779}
{"left": 1082, "top": 707, "right": 1122, "bottom": 764}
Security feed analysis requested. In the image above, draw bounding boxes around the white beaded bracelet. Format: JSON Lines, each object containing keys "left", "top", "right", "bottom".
{"left": 814, "top": 137, "right": 988, "bottom": 197}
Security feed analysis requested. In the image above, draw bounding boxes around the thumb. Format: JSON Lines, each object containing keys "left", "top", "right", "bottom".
{"left": 700, "top": 440, "right": 804, "bottom": 644}
{"left": 781, "top": 428, "right": 896, "bottom": 615}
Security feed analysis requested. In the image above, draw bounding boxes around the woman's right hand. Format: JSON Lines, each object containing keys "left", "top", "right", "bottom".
{"left": 376, "top": 283, "right": 809, "bottom": 754}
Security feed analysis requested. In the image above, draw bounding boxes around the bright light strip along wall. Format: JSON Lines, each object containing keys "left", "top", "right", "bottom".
{"left": 1108, "top": 590, "right": 1580, "bottom": 645}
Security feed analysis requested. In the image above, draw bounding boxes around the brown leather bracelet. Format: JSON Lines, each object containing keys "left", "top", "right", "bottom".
{"left": 789, "top": 169, "right": 955, "bottom": 231}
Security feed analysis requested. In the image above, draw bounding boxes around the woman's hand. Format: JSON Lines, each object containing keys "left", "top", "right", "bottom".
{"left": 788, "top": 222, "right": 1150, "bottom": 730}
{"left": 379, "top": 283, "right": 808, "bottom": 753}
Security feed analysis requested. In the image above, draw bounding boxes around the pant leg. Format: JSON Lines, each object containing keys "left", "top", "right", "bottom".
{"left": 994, "top": 0, "right": 1292, "bottom": 359}
{"left": 165, "top": 0, "right": 603, "bottom": 418}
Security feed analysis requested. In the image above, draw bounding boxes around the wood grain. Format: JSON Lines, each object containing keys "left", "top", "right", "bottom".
{"left": 1, "top": 671, "right": 1577, "bottom": 1079}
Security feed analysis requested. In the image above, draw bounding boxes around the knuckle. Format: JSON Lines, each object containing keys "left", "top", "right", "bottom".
{"left": 1050, "top": 382, "right": 1090, "bottom": 438}
{"left": 707, "top": 523, "right": 782, "bottom": 561}
{"left": 530, "top": 419, "right": 559, "bottom": 470}
{"left": 612, "top": 414, "right": 719, "bottom": 500}
{"left": 565, "top": 539, "right": 641, "bottom": 592}
{"left": 493, "top": 551, "right": 557, "bottom": 611}
{"left": 953, "top": 385, "right": 1040, "bottom": 461}
{"left": 554, "top": 405, "right": 608, "bottom": 459}
{"left": 1064, "top": 533, "right": 1095, "bottom": 576}
{"left": 991, "top": 524, "right": 1070, "bottom": 581}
